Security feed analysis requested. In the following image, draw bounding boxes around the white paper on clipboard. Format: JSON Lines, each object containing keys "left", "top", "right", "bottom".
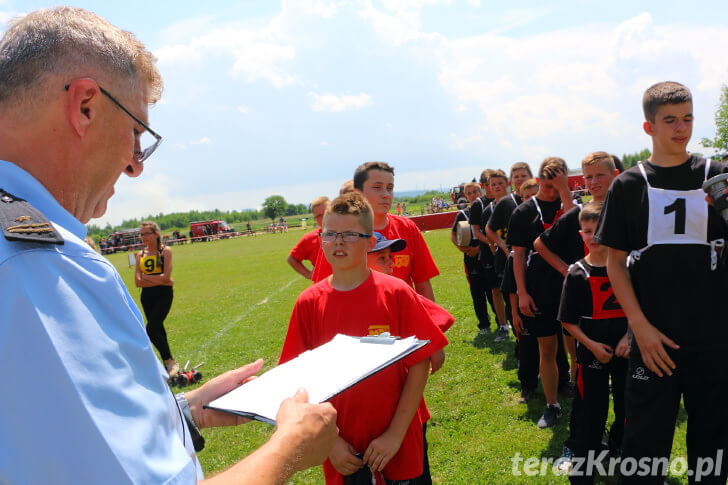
{"left": 205, "top": 333, "right": 428, "bottom": 424}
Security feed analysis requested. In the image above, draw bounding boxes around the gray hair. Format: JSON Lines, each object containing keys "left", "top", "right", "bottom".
{"left": 0, "top": 7, "right": 162, "bottom": 109}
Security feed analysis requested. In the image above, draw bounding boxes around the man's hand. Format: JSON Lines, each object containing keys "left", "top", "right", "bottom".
{"left": 615, "top": 334, "right": 630, "bottom": 358}
{"left": 363, "top": 429, "right": 403, "bottom": 472}
{"left": 186, "top": 359, "right": 265, "bottom": 429}
{"left": 589, "top": 342, "right": 614, "bottom": 364}
{"left": 630, "top": 318, "right": 680, "bottom": 377}
{"left": 328, "top": 436, "right": 363, "bottom": 476}
{"left": 545, "top": 166, "right": 570, "bottom": 194}
{"left": 517, "top": 291, "right": 538, "bottom": 317}
{"left": 464, "top": 246, "right": 479, "bottom": 258}
{"left": 273, "top": 389, "right": 339, "bottom": 472}
{"left": 430, "top": 349, "right": 445, "bottom": 374}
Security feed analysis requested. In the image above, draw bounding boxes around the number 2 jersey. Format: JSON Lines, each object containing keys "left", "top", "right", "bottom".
{"left": 558, "top": 259, "right": 627, "bottom": 346}
{"left": 594, "top": 156, "right": 728, "bottom": 351}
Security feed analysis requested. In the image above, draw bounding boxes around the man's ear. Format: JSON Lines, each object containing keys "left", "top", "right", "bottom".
{"left": 65, "top": 79, "right": 101, "bottom": 138}
{"left": 643, "top": 120, "right": 654, "bottom": 136}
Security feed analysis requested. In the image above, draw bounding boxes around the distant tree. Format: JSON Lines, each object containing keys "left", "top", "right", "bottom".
{"left": 701, "top": 85, "right": 728, "bottom": 153}
{"left": 621, "top": 149, "right": 651, "bottom": 170}
{"left": 262, "top": 195, "right": 288, "bottom": 220}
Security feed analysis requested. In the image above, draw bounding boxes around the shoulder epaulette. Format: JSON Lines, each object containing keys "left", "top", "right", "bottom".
{"left": 0, "top": 188, "right": 64, "bottom": 245}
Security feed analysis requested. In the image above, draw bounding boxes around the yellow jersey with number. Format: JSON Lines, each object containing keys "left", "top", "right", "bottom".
{"left": 139, "top": 251, "right": 163, "bottom": 275}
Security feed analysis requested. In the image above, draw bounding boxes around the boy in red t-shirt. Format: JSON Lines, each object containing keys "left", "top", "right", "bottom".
{"left": 280, "top": 192, "right": 448, "bottom": 485}
{"left": 287, "top": 196, "right": 329, "bottom": 279}
{"left": 311, "top": 162, "right": 440, "bottom": 298}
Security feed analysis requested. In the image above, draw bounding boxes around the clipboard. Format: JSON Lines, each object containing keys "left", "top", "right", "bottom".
{"left": 205, "top": 333, "right": 429, "bottom": 424}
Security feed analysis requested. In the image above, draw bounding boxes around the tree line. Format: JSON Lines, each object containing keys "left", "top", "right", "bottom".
{"left": 87, "top": 199, "right": 309, "bottom": 239}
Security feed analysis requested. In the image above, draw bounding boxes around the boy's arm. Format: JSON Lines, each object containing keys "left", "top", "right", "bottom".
{"left": 485, "top": 225, "right": 509, "bottom": 254}
{"left": 561, "top": 322, "right": 613, "bottom": 364}
{"left": 362, "top": 358, "right": 429, "bottom": 472}
{"left": 287, "top": 254, "right": 313, "bottom": 280}
{"left": 414, "top": 280, "right": 435, "bottom": 302}
{"left": 471, "top": 223, "right": 490, "bottom": 245}
{"left": 509, "top": 292, "right": 523, "bottom": 334}
{"left": 533, "top": 236, "right": 569, "bottom": 277}
{"left": 513, "top": 246, "right": 538, "bottom": 317}
{"left": 607, "top": 248, "right": 679, "bottom": 376}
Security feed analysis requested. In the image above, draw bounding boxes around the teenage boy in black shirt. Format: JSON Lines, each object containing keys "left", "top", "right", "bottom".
{"left": 452, "top": 181, "right": 493, "bottom": 334}
{"left": 470, "top": 169, "right": 497, "bottom": 334}
{"left": 535, "top": 152, "right": 620, "bottom": 390}
{"left": 500, "top": 179, "right": 541, "bottom": 403}
{"left": 559, "top": 201, "right": 629, "bottom": 484}
{"left": 595, "top": 81, "right": 728, "bottom": 484}
{"left": 508, "top": 157, "right": 574, "bottom": 428}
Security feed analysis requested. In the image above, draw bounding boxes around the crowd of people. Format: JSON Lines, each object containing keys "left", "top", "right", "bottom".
{"left": 286, "top": 82, "right": 728, "bottom": 484}
{"left": 3, "top": 5, "right": 728, "bottom": 485}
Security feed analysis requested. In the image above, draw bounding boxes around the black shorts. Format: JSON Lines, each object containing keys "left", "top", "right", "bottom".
{"left": 522, "top": 313, "right": 561, "bottom": 338}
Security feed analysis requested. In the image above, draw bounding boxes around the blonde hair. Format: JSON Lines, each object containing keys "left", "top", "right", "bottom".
{"left": 520, "top": 178, "right": 539, "bottom": 192}
{"left": 310, "top": 196, "right": 330, "bottom": 211}
{"left": 464, "top": 181, "right": 481, "bottom": 192}
{"left": 0, "top": 7, "right": 162, "bottom": 111}
{"left": 489, "top": 169, "right": 508, "bottom": 184}
{"left": 579, "top": 200, "right": 604, "bottom": 225}
{"left": 538, "top": 157, "right": 568, "bottom": 179}
{"left": 339, "top": 179, "right": 355, "bottom": 195}
{"left": 324, "top": 191, "right": 373, "bottom": 235}
{"left": 582, "top": 151, "right": 616, "bottom": 172}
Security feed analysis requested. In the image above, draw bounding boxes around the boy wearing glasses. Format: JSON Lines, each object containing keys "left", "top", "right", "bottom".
{"left": 280, "top": 192, "right": 448, "bottom": 485}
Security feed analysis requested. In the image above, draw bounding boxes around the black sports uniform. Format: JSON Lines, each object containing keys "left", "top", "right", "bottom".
{"left": 453, "top": 208, "right": 492, "bottom": 331}
{"left": 539, "top": 205, "right": 587, "bottom": 338}
{"left": 558, "top": 260, "right": 628, "bottom": 485}
{"left": 595, "top": 156, "right": 728, "bottom": 484}
{"left": 470, "top": 196, "right": 499, "bottom": 324}
{"left": 507, "top": 196, "right": 571, "bottom": 386}
{"left": 488, "top": 193, "right": 521, "bottom": 279}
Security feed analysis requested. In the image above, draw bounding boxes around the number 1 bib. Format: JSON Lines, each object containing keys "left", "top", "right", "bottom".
{"left": 639, "top": 161, "right": 708, "bottom": 247}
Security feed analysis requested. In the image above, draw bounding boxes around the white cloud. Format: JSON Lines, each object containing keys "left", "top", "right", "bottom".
{"left": 190, "top": 137, "right": 211, "bottom": 145}
{"left": 171, "top": 143, "right": 187, "bottom": 151}
{"left": 154, "top": 14, "right": 298, "bottom": 88}
{"left": 309, "top": 1, "right": 344, "bottom": 18}
{"left": 237, "top": 105, "right": 249, "bottom": 114}
{"left": 466, "top": 0, "right": 480, "bottom": 7}
{"left": 320, "top": 141, "right": 329, "bottom": 146}
{"left": 309, "top": 92, "right": 373, "bottom": 112}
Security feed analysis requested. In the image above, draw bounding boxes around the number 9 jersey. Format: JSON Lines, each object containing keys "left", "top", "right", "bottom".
{"left": 594, "top": 156, "right": 728, "bottom": 351}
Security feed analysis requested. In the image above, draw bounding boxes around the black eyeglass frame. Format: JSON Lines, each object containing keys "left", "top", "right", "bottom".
{"left": 64, "top": 83, "right": 162, "bottom": 163}
{"left": 319, "top": 231, "right": 372, "bottom": 243}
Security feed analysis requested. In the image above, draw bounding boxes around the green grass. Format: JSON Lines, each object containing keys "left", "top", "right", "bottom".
{"left": 107, "top": 229, "right": 689, "bottom": 484}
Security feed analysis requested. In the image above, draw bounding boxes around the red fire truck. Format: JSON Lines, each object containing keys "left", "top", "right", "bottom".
{"left": 189, "top": 220, "right": 234, "bottom": 241}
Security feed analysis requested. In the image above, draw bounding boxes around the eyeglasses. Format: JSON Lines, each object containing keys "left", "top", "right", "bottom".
{"left": 64, "top": 82, "right": 162, "bottom": 163}
{"left": 320, "top": 231, "right": 371, "bottom": 243}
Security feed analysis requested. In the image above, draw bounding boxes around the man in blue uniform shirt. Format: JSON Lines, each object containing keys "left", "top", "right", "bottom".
{"left": 0, "top": 7, "right": 337, "bottom": 484}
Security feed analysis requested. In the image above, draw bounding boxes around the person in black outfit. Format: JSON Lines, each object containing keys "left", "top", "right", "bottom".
{"left": 135, "top": 221, "right": 178, "bottom": 377}
{"left": 596, "top": 81, "right": 728, "bottom": 484}
{"left": 469, "top": 170, "right": 498, "bottom": 334}
{"left": 508, "top": 157, "right": 574, "bottom": 429}
{"left": 559, "top": 201, "right": 629, "bottom": 484}
{"left": 452, "top": 181, "right": 492, "bottom": 334}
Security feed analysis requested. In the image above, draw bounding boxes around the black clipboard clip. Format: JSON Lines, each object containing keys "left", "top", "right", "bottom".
{"left": 359, "top": 332, "right": 399, "bottom": 344}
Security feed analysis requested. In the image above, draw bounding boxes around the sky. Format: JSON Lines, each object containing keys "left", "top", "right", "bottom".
{"left": 2, "top": 0, "right": 728, "bottom": 226}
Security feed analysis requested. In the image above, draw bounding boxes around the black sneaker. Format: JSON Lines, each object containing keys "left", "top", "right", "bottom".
{"left": 537, "top": 404, "right": 562, "bottom": 429}
{"left": 557, "top": 445, "right": 575, "bottom": 474}
{"left": 494, "top": 325, "right": 509, "bottom": 342}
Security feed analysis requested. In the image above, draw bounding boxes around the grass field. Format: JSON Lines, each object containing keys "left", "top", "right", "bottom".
{"left": 106, "top": 227, "right": 689, "bottom": 484}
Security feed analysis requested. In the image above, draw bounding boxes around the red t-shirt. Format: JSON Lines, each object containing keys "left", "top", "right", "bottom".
{"left": 311, "top": 215, "right": 440, "bottom": 285}
{"left": 289, "top": 228, "right": 321, "bottom": 265}
{"left": 280, "top": 271, "right": 448, "bottom": 483}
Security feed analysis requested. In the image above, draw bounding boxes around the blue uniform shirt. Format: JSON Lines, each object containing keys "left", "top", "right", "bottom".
{"left": 0, "top": 161, "right": 203, "bottom": 484}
